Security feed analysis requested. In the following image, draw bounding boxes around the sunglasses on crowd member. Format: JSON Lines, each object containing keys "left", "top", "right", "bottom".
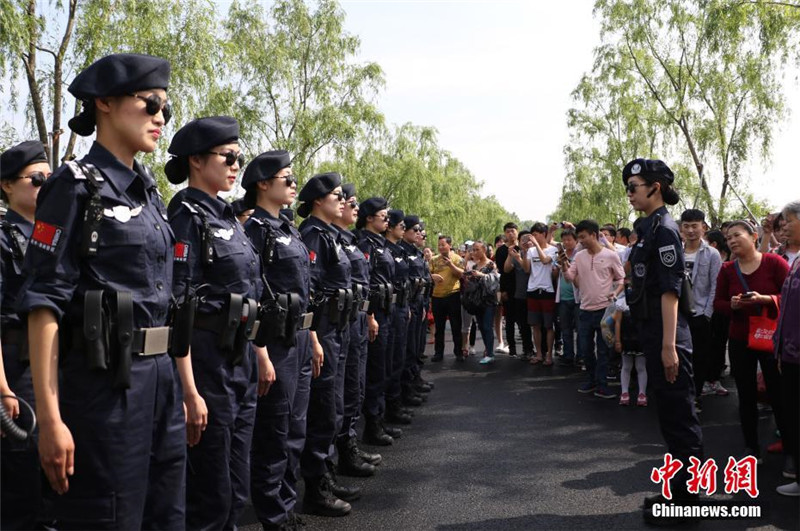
{"left": 625, "top": 182, "right": 650, "bottom": 194}
{"left": 409, "top": 226, "right": 422, "bottom": 232}
{"left": 19, "top": 172, "right": 49, "bottom": 187}
{"left": 207, "top": 150, "right": 245, "bottom": 167}
{"left": 274, "top": 174, "right": 298, "bottom": 187}
{"left": 330, "top": 191, "right": 345, "bottom": 201}
{"left": 346, "top": 199, "right": 358, "bottom": 208}
{"left": 130, "top": 93, "right": 172, "bottom": 125}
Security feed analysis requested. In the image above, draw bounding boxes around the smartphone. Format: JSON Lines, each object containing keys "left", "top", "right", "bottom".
{"left": 556, "top": 243, "right": 565, "bottom": 254}
{"left": 741, "top": 291, "right": 755, "bottom": 298}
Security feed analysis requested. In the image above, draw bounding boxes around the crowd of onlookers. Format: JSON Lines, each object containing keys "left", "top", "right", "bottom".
{"left": 423, "top": 201, "right": 800, "bottom": 498}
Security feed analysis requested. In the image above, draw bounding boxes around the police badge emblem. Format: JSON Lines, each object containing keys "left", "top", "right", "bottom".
{"left": 658, "top": 245, "right": 677, "bottom": 267}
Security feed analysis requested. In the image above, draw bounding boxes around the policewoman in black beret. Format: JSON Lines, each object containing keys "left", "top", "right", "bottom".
{"left": 623, "top": 158, "right": 703, "bottom": 524}
{"left": 399, "top": 215, "right": 434, "bottom": 399}
{"left": 296, "top": 173, "right": 358, "bottom": 516}
{"left": 18, "top": 53, "right": 185, "bottom": 528}
{"left": 383, "top": 209, "right": 419, "bottom": 424}
{"left": 165, "top": 116, "right": 265, "bottom": 530}
{"left": 0, "top": 140, "right": 50, "bottom": 529}
{"left": 356, "top": 197, "right": 402, "bottom": 446}
{"left": 331, "top": 184, "right": 382, "bottom": 477}
{"left": 240, "top": 150, "right": 323, "bottom": 529}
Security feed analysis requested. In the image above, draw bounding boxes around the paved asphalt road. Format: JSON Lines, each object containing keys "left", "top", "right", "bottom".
{"left": 241, "top": 331, "right": 799, "bottom": 530}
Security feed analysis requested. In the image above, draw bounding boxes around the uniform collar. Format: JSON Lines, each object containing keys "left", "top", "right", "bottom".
{"left": 334, "top": 225, "right": 356, "bottom": 244}
{"left": 185, "top": 186, "right": 232, "bottom": 220}
{"left": 305, "top": 214, "right": 338, "bottom": 237}
{"left": 86, "top": 141, "right": 148, "bottom": 195}
{"left": 399, "top": 239, "right": 419, "bottom": 254}
{"left": 4, "top": 208, "right": 33, "bottom": 239}
{"left": 363, "top": 229, "right": 385, "bottom": 246}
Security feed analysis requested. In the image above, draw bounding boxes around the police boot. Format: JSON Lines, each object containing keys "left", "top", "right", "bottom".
{"left": 386, "top": 400, "right": 413, "bottom": 425}
{"left": 363, "top": 416, "right": 393, "bottom": 446}
{"left": 324, "top": 469, "right": 361, "bottom": 502}
{"left": 414, "top": 374, "right": 434, "bottom": 390}
{"left": 356, "top": 444, "right": 382, "bottom": 466}
{"left": 402, "top": 391, "right": 425, "bottom": 407}
{"left": 380, "top": 418, "right": 403, "bottom": 439}
{"left": 337, "top": 437, "right": 376, "bottom": 477}
{"left": 303, "top": 475, "right": 351, "bottom": 517}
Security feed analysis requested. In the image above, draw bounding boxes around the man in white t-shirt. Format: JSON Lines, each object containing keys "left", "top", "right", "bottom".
{"left": 522, "top": 222, "right": 558, "bottom": 365}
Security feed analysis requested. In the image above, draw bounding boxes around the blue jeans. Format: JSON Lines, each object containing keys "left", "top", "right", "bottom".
{"left": 559, "top": 299, "right": 579, "bottom": 361}
{"left": 475, "top": 306, "right": 495, "bottom": 356}
{"left": 578, "top": 308, "right": 609, "bottom": 389}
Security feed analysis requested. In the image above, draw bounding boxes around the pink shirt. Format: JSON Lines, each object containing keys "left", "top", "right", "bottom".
{"left": 564, "top": 248, "right": 624, "bottom": 311}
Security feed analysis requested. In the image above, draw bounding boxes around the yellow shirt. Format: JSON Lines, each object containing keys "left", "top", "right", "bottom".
{"left": 430, "top": 251, "right": 463, "bottom": 298}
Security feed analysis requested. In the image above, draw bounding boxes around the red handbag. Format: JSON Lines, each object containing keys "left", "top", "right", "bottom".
{"left": 748, "top": 306, "right": 778, "bottom": 353}
{"left": 734, "top": 261, "right": 779, "bottom": 353}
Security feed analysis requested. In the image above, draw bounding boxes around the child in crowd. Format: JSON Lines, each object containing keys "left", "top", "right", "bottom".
{"left": 613, "top": 294, "right": 647, "bottom": 406}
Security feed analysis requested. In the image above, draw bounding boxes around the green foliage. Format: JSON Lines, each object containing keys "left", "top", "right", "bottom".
{"left": 557, "top": 0, "right": 800, "bottom": 226}
{"left": 319, "top": 123, "right": 518, "bottom": 244}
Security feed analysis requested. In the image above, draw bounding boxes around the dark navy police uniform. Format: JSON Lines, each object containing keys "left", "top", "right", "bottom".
{"left": 19, "top": 141, "right": 186, "bottom": 530}
{"left": 624, "top": 159, "right": 703, "bottom": 501}
{"left": 0, "top": 140, "right": 49, "bottom": 529}
{"left": 384, "top": 211, "right": 411, "bottom": 412}
{"left": 241, "top": 149, "right": 314, "bottom": 530}
{"left": 399, "top": 219, "right": 428, "bottom": 392}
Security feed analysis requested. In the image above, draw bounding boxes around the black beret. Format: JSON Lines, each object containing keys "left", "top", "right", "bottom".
{"left": 1, "top": 141, "right": 48, "bottom": 180}
{"left": 242, "top": 150, "right": 291, "bottom": 189}
{"left": 387, "top": 209, "right": 405, "bottom": 227}
{"left": 231, "top": 199, "right": 251, "bottom": 216}
{"left": 622, "top": 158, "right": 674, "bottom": 185}
{"left": 296, "top": 172, "right": 342, "bottom": 218}
{"left": 341, "top": 183, "right": 356, "bottom": 200}
{"left": 356, "top": 197, "right": 388, "bottom": 220}
{"left": 403, "top": 215, "right": 420, "bottom": 229}
{"left": 298, "top": 172, "right": 341, "bottom": 203}
{"left": 168, "top": 116, "right": 239, "bottom": 157}
{"left": 68, "top": 53, "right": 171, "bottom": 100}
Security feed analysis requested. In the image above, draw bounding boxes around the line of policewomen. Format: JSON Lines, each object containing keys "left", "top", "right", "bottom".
{"left": 0, "top": 52, "right": 435, "bottom": 530}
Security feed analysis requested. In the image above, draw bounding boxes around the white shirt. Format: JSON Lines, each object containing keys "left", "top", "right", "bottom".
{"left": 526, "top": 246, "right": 558, "bottom": 292}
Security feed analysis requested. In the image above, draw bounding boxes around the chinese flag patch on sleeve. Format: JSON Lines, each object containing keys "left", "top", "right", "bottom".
{"left": 174, "top": 242, "right": 190, "bottom": 262}
{"left": 31, "top": 220, "right": 63, "bottom": 253}
{"left": 309, "top": 250, "right": 317, "bottom": 264}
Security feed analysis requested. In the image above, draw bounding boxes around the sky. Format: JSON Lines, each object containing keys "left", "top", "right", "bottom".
{"left": 336, "top": 0, "right": 800, "bottom": 221}
{"left": 2, "top": 1, "right": 797, "bottom": 221}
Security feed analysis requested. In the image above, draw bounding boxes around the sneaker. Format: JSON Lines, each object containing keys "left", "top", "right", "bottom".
{"left": 478, "top": 356, "right": 495, "bottom": 365}
{"left": 776, "top": 482, "right": 800, "bottom": 497}
{"left": 468, "top": 346, "right": 476, "bottom": 355}
{"left": 619, "top": 392, "right": 630, "bottom": 406}
{"left": 710, "top": 381, "right": 729, "bottom": 396}
{"left": 783, "top": 456, "right": 797, "bottom": 479}
{"left": 578, "top": 383, "right": 597, "bottom": 394}
{"left": 594, "top": 388, "right": 618, "bottom": 400}
{"left": 637, "top": 393, "right": 648, "bottom": 407}
{"left": 495, "top": 344, "right": 509, "bottom": 354}
{"left": 701, "top": 382, "right": 714, "bottom": 396}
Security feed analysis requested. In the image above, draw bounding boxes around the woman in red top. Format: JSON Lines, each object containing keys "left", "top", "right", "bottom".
{"left": 714, "top": 220, "right": 790, "bottom": 460}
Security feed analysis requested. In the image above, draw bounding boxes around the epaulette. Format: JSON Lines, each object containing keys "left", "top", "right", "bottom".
{"left": 181, "top": 200, "right": 199, "bottom": 214}
{"left": 66, "top": 160, "right": 105, "bottom": 182}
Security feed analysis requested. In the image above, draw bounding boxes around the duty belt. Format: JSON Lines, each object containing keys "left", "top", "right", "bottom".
{"left": 394, "top": 280, "right": 412, "bottom": 307}
{"left": 71, "top": 325, "right": 172, "bottom": 357}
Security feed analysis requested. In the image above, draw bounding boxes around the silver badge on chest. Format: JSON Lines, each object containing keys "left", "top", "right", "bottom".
{"left": 213, "top": 228, "right": 234, "bottom": 241}
{"left": 103, "top": 205, "right": 142, "bottom": 223}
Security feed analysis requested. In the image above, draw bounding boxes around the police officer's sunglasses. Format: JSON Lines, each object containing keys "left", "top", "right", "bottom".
{"left": 625, "top": 182, "right": 650, "bottom": 194}
{"left": 330, "top": 191, "right": 345, "bottom": 201}
{"left": 273, "top": 174, "right": 298, "bottom": 187}
{"left": 410, "top": 226, "right": 422, "bottom": 232}
{"left": 129, "top": 93, "right": 172, "bottom": 125}
{"left": 17, "top": 172, "right": 49, "bottom": 187}
{"left": 207, "top": 150, "right": 246, "bottom": 167}
{"left": 346, "top": 199, "right": 358, "bottom": 208}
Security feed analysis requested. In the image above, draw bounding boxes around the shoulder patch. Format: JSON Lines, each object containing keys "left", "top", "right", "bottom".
{"left": 31, "top": 220, "right": 63, "bottom": 253}
{"left": 309, "top": 250, "right": 317, "bottom": 264}
{"left": 659, "top": 245, "right": 677, "bottom": 267}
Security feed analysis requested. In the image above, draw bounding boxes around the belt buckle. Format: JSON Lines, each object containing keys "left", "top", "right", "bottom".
{"left": 248, "top": 321, "right": 261, "bottom": 341}
{"left": 391, "top": 293, "right": 397, "bottom": 304}
{"left": 142, "top": 326, "right": 170, "bottom": 356}
{"left": 299, "top": 312, "right": 314, "bottom": 330}
{"left": 360, "top": 300, "right": 370, "bottom": 312}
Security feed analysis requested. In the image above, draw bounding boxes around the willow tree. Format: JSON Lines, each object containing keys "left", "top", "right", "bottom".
{"left": 557, "top": 0, "right": 799, "bottom": 226}
{"left": 226, "top": 0, "right": 385, "bottom": 181}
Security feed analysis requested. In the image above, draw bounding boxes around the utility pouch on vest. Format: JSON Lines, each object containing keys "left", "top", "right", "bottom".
{"left": 110, "top": 292, "right": 134, "bottom": 389}
{"left": 170, "top": 283, "right": 197, "bottom": 358}
{"left": 218, "top": 294, "right": 244, "bottom": 354}
{"left": 254, "top": 298, "right": 288, "bottom": 348}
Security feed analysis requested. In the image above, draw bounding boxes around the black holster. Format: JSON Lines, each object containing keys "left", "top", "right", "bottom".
{"left": 254, "top": 298, "right": 288, "bottom": 348}
{"left": 83, "top": 290, "right": 110, "bottom": 371}
{"left": 82, "top": 290, "right": 135, "bottom": 389}
{"left": 169, "top": 290, "right": 197, "bottom": 358}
